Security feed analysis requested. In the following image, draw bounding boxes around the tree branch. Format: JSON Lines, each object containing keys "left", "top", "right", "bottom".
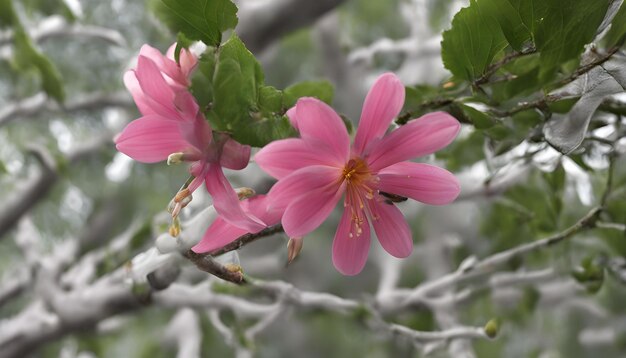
{"left": 0, "top": 135, "right": 113, "bottom": 239}
{"left": 0, "top": 91, "right": 133, "bottom": 128}
{"left": 209, "top": 224, "right": 284, "bottom": 256}
{"left": 473, "top": 47, "right": 537, "bottom": 87}
{"left": 183, "top": 250, "right": 246, "bottom": 284}
{"left": 402, "top": 207, "right": 602, "bottom": 306}
{"left": 237, "top": 0, "right": 346, "bottom": 53}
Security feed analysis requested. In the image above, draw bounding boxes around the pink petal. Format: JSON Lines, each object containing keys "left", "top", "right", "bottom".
{"left": 166, "top": 43, "right": 198, "bottom": 80}
{"left": 173, "top": 91, "right": 200, "bottom": 120}
{"left": 295, "top": 98, "right": 350, "bottom": 163}
{"left": 191, "top": 217, "right": 247, "bottom": 253}
{"left": 353, "top": 73, "right": 405, "bottom": 155}
{"left": 255, "top": 138, "right": 343, "bottom": 179}
{"left": 378, "top": 162, "right": 460, "bottom": 205}
{"left": 187, "top": 172, "right": 204, "bottom": 193}
{"left": 139, "top": 44, "right": 186, "bottom": 87}
{"left": 267, "top": 165, "right": 342, "bottom": 211}
{"left": 191, "top": 195, "right": 281, "bottom": 254}
{"left": 332, "top": 209, "right": 371, "bottom": 275}
{"left": 220, "top": 138, "right": 251, "bottom": 170}
{"left": 369, "top": 200, "right": 412, "bottom": 258}
{"left": 286, "top": 106, "right": 299, "bottom": 131}
{"left": 282, "top": 183, "right": 344, "bottom": 238}
{"left": 135, "top": 56, "right": 179, "bottom": 119}
{"left": 367, "top": 112, "right": 460, "bottom": 171}
{"left": 204, "top": 165, "right": 266, "bottom": 232}
{"left": 180, "top": 115, "right": 213, "bottom": 155}
{"left": 115, "top": 115, "right": 194, "bottom": 163}
{"left": 124, "top": 71, "right": 157, "bottom": 116}
{"left": 244, "top": 195, "right": 284, "bottom": 225}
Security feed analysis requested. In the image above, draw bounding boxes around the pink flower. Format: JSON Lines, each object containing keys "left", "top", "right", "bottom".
{"left": 115, "top": 45, "right": 265, "bottom": 233}
{"left": 255, "top": 73, "right": 461, "bottom": 275}
{"left": 123, "top": 44, "right": 198, "bottom": 117}
{"left": 191, "top": 195, "right": 283, "bottom": 253}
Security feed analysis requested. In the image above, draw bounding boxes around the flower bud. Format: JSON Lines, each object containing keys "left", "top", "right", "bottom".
{"left": 484, "top": 318, "right": 500, "bottom": 338}
{"left": 287, "top": 237, "right": 304, "bottom": 265}
{"left": 167, "top": 152, "right": 185, "bottom": 165}
{"left": 169, "top": 218, "right": 181, "bottom": 237}
{"left": 236, "top": 187, "right": 255, "bottom": 200}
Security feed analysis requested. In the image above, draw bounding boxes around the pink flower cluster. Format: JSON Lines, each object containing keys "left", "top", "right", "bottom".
{"left": 115, "top": 44, "right": 264, "bottom": 233}
{"left": 116, "top": 44, "right": 461, "bottom": 275}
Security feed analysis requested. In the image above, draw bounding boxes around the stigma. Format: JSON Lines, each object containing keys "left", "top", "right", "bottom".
{"left": 341, "top": 157, "right": 380, "bottom": 237}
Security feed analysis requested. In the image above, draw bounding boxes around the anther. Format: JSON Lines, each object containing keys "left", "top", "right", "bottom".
{"left": 174, "top": 188, "right": 191, "bottom": 203}
{"left": 167, "top": 152, "right": 185, "bottom": 165}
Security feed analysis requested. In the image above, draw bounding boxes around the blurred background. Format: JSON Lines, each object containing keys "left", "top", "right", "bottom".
{"left": 1, "top": 0, "right": 626, "bottom": 357}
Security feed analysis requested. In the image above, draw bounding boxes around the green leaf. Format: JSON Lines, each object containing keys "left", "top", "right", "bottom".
{"left": 444, "top": 0, "right": 610, "bottom": 82}
{"left": 490, "top": 54, "right": 542, "bottom": 101}
{"left": 604, "top": 1, "right": 626, "bottom": 48}
{"left": 174, "top": 32, "right": 194, "bottom": 64}
{"left": 190, "top": 47, "right": 217, "bottom": 109}
{"left": 477, "top": 0, "right": 533, "bottom": 51}
{"left": 441, "top": 0, "right": 507, "bottom": 81}
{"left": 258, "top": 86, "right": 283, "bottom": 113}
{"left": 191, "top": 36, "right": 335, "bottom": 146}
{"left": 283, "top": 81, "right": 334, "bottom": 107}
{"left": 0, "top": 0, "right": 18, "bottom": 28}
{"left": 151, "top": 0, "right": 238, "bottom": 47}
{"left": 533, "top": 0, "right": 608, "bottom": 78}
{"left": 229, "top": 114, "right": 297, "bottom": 148}
{"left": 22, "top": 0, "right": 77, "bottom": 22}
{"left": 435, "top": 130, "right": 484, "bottom": 171}
{"left": 13, "top": 29, "right": 65, "bottom": 102}
{"left": 210, "top": 35, "right": 263, "bottom": 131}
{"left": 458, "top": 103, "right": 497, "bottom": 129}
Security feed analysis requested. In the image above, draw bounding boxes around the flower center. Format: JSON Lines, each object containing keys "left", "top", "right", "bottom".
{"left": 341, "top": 157, "right": 379, "bottom": 238}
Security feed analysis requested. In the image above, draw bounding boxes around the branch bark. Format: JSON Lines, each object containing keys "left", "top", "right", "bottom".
{"left": 237, "top": 0, "right": 347, "bottom": 53}
{"left": 0, "top": 91, "right": 133, "bottom": 128}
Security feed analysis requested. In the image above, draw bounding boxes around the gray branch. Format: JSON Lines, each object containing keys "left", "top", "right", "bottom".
{"left": 0, "top": 91, "right": 133, "bottom": 128}
{"left": 237, "top": 0, "right": 347, "bottom": 53}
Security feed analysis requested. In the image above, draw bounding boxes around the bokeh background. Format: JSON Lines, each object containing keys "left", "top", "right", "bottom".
{"left": 1, "top": 0, "right": 626, "bottom": 357}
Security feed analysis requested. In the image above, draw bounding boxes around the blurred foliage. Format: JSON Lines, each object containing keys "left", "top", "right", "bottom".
{"left": 0, "top": 0, "right": 65, "bottom": 101}
{"left": 150, "top": 0, "right": 238, "bottom": 47}
{"left": 1, "top": 0, "right": 626, "bottom": 357}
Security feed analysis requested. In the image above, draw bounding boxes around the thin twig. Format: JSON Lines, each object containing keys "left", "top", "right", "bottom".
{"left": 474, "top": 47, "right": 537, "bottom": 87}
{"left": 554, "top": 47, "right": 620, "bottom": 89}
{"left": 403, "top": 207, "right": 602, "bottom": 306}
{"left": 209, "top": 224, "right": 284, "bottom": 256}
{"left": 183, "top": 250, "right": 246, "bottom": 284}
{"left": 601, "top": 152, "right": 616, "bottom": 207}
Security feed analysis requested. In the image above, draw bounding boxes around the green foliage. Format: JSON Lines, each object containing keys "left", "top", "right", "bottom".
{"left": 484, "top": 318, "right": 500, "bottom": 338}
{"left": 205, "top": 35, "right": 296, "bottom": 146}
{"left": 571, "top": 255, "right": 605, "bottom": 294}
{"left": 0, "top": 0, "right": 18, "bottom": 27}
{"left": 533, "top": 0, "right": 608, "bottom": 78}
{"left": 283, "top": 81, "right": 334, "bottom": 107}
{"left": 150, "top": 0, "right": 238, "bottom": 47}
{"left": 210, "top": 35, "right": 264, "bottom": 131}
{"left": 441, "top": 0, "right": 507, "bottom": 81}
{"left": 604, "top": 1, "right": 626, "bottom": 48}
{"left": 442, "top": 0, "right": 610, "bottom": 81}
{"left": 190, "top": 35, "right": 339, "bottom": 147}
{"left": 482, "top": 168, "right": 566, "bottom": 253}
{"left": 22, "top": 0, "right": 76, "bottom": 21}
{"left": 0, "top": 0, "right": 65, "bottom": 102}
{"left": 12, "top": 29, "right": 65, "bottom": 102}
{"left": 457, "top": 103, "right": 497, "bottom": 129}
{"left": 341, "top": 0, "right": 409, "bottom": 45}
{"left": 435, "top": 130, "right": 484, "bottom": 171}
